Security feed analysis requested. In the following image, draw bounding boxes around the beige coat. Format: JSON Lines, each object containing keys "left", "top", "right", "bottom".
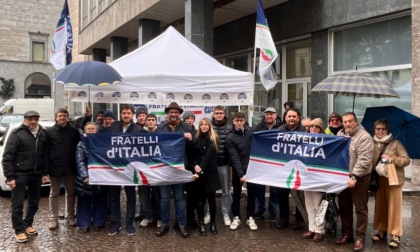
{"left": 338, "top": 125, "right": 374, "bottom": 177}
{"left": 372, "top": 137, "right": 410, "bottom": 186}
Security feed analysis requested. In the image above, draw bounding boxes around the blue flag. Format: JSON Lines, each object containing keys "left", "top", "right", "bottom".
{"left": 50, "top": 0, "right": 73, "bottom": 70}
{"left": 247, "top": 131, "right": 351, "bottom": 193}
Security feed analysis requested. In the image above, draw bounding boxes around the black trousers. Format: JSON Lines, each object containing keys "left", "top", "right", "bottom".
{"left": 11, "top": 174, "right": 43, "bottom": 234}
{"left": 231, "top": 170, "right": 257, "bottom": 219}
{"left": 276, "top": 187, "right": 304, "bottom": 225}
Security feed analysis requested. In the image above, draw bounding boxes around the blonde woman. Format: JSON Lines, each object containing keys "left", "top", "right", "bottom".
{"left": 371, "top": 119, "right": 410, "bottom": 249}
{"left": 192, "top": 118, "right": 221, "bottom": 235}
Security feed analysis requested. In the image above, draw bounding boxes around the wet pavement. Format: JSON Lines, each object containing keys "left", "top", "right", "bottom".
{"left": 0, "top": 193, "right": 419, "bottom": 252}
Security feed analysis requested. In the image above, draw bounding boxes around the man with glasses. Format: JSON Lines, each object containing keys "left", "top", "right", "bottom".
{"left": 226, "top": 112, "right": 257, "bottom": 231}
{"left": 335, "top": 112, "right": 374, "bottom": 252}
{"left": 156, "top": 102, "right": 193, "bottom": 238}
{"left": 211, "top": 105, "right": 233, "bottom": 226}
{"left": 3, "top": 111, "right": 49, "bottom": 242}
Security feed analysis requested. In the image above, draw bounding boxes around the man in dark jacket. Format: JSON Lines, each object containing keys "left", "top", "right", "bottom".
{"left": 226, "top": 112, "right": 257, "bottom": 231}
{"left": 276, "top": 108, "right": 307, "bottom": 230}
{"left": 254, "top": 107, "right": 282, "bottom": 222}
{"left": 2, "top": 110, "right": 49, "bottom": 243}
{"left": 47, "top": 108, "right": 80, "bottom": 230}
{"left": 155, "top": 102, "right": 193, "bottom": 238}
{"left": 108, "top": 104, "right": 142, "bottom": 236}
{"left": 211, "top": 105, "right": 232, "bottom": 226}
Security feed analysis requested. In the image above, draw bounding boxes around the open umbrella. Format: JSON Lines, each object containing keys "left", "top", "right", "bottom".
{"left": 361, "top": 106, "right": 420, "bottom": 159}
{"left": 311, "top": 72, "right": 399, "bottom": 111}
{"left": 55, "top": 61, "right": 122, "bottom": 102}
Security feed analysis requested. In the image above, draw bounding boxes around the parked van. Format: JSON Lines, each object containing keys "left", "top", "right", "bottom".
{"left": 0, "top": 98, "right": 55, "bottom": 121}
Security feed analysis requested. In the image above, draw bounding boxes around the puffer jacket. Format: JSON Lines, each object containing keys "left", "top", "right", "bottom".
{"left": 74, "top": 139, "right": 101, "bottom": 197}
{"left": 211, "top": 117, "right": 232, "bottom": 165}
{"left": 2, "top": 124, "right": 48, "bottom": 181}
{"left": 46, "top": 123, "right": 80, "bottom": 177}
{"left": 226, "top": 125, "right": 252, "bottom": 178}
{"left": 338, "top": 125, "right": 374, "bottom": 177}
{"left": 372, "top": 137, "right": 410, "bottom": 186}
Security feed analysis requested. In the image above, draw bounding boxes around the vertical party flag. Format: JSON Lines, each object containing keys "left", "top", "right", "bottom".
{"left": 255, "top": 0, "right": 278, "bottom": 91}
{"left": 50, "top": 0, "right": 73, "bottom": 70}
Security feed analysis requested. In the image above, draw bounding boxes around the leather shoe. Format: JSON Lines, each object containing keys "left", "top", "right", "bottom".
{"left": 313, "top": 233, "right": 324, "bottom": 242}
{"left": 178, "top": 225, "right": 189, "bottom": 238}
{"left": 302, "top": 231, "right": 315, "bottom": 239}
{"left": 276, "top": 222, "right": 288, "bottom": 229}
{"left": 353, "top": 240, "right": 365, "bottom": 251}
{"left": 335, "top": 235, "right": 355, "bottom": 245}
{"left": 293, "top": 221, "right": 305, "bottom": 230}
{"left": 156, "top": 224, "right": 169, "bottom": 237}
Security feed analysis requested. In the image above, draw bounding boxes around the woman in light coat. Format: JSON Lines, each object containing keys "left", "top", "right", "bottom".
{"left": 371, "top": 119, "right": 410, "bottom": 249}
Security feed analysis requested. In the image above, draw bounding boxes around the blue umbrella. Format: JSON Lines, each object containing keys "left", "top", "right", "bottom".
{"left": 55, "top": 61, "right": 122, "bottom": 102}
{"left": 312, "top": 72, "right": 399, "bottom": 112}
{"left": 361, "top": 106, "right": 420, "bottom": 159}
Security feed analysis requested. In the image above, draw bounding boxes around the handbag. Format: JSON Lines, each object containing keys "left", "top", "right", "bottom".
{"left": 369, "top": 142, "right": 389, "bottom": 191}
{"left": 314, "top": 193, "right": 338, "bottom": 236}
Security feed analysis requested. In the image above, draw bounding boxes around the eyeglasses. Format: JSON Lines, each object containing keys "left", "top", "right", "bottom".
{"left": 310, "top": 125, "right": 319, "bottom": 128}
{"left": 330, "top": 118, "right": 340, "bottom": 122}
{"left": 234, "top": 119, "right": 245, "bottom": 122}
{"left": 214, "top": 112, "right": 224, "bottom": 115}
{"left": 375, "top": 127, "right": 387, "bottom": 131}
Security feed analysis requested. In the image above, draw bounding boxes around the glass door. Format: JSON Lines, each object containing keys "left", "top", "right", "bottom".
{"left": 285, "top": 79, "right": 311, "bottom": 118}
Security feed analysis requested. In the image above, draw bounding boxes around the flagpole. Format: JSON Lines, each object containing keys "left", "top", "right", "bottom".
{"left": 250, "top": 23, "right": 258, "bottom": 127}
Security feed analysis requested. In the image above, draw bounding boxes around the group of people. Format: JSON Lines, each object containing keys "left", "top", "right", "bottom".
{"left": 2, "top": 101, "right": 410, "bottom": 251}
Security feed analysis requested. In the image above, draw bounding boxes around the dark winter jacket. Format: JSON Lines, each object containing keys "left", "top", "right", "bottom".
{"left": 193, "top": 132, "right": 221, "bottom": 192}
{"left": 46, "top": 123, "right": 80, "bottom": 177}
{"left": 226, "top": 126, "right": 253, "bottom": 178}
{"left": 254, "top": 117, "right": 282, "bottom": 132}
{"left": 109, "top": 121, "right": 143, "bottom": 133}
{"left": 2, "top": 124, "right": 48, "bottom": 181}
{"left": 211, "top": 117, "right": 232, "bottom": 166}
{"left": 278, "top": 123, "right": 306, "bottom": 133}
{"left": 74, "top": 139, "right": 102, "bottom": 197}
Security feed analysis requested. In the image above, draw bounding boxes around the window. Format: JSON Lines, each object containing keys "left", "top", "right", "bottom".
{"left": 334, "top": 15, "right": 411, "bottom": 71}
{"left": 286, "top": 43, "right": 311, "bottom": 78}
{"left": 32, "top": 42, "right": 45, "bottom": 62}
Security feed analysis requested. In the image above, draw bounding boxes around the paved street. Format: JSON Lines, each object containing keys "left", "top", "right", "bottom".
{"left": 0, "top": 193, "right": 419, "bottom": 252}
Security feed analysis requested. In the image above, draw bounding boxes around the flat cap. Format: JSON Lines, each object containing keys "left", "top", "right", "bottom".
{"left": 264, "top": 107, "right": 277, "bottom": 113}
{"left": 24, "top": 110, "right": 40, "bottom": 118}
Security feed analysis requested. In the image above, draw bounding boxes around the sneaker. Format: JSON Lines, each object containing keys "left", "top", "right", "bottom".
{"left": 126, "top": 223, "right": 136, "bottom": 236}
{"left": 223, "top": 214, "right": 231, "bottom": 226}
{"left": 48, "top": 220, "right": 58, "bottom": 230}
{"left": 204, "top": 213, "right": 211, "bottom": 224}
{"left": 139, "top": 219, "right": 150, "bottom": 227}
{"left": 15, "top": 233, "right": 28, "bottom": 243}
{"left": 254, "top": 211, "right": 264, "bottom": 220}
{"left": 25, "top": 226, "right": 38, "bottom": 235}
{"left": 156, "top": 220, "right": 163, "bottom": 228}
{"left": 229, "top": 216, "right": 241, "bottom": 230}
{"left": 246, "top": 217, "right": 258, "bottom": 231}
{"left": 108, "top": 223, "right": 121, "bottom": 236}
{"left": 268, "top": 213, "right": 277, "bottom": 223}
{"left": 68, "top": 218, "right": 77, "bottom": 227}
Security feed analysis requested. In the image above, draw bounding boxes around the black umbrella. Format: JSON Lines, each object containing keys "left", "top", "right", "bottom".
{"left": 55, "top": 61, "right": 122, "bottom": 102}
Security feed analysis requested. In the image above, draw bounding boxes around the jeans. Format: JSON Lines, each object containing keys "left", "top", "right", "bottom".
{"left": 109, "top": 186, "right": 136, "bottom": 224}
{"left": 49, "top": 175, "right": 75, "bottom": 219}
{"left": 160, "top": 184, "right": 186, "bottom": 226}
{"left": 139, "top": 185, "right": 161, "bottom": 221}
{"left": 256, "top": 185, "right": 278, "bottom": 215}
{"left": 11, "top": 174, "right": 42, "bottom": 234}
{"left": 217, "top": 165, "right": 232, "bottom": 215}
{"left": 76, "top": 189, "right": 107, "bottom": 229}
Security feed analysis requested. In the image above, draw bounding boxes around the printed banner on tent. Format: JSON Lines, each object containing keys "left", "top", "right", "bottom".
{"left": 86, "top": 132, "right": 193, "bottom": 186}
{"left": 246, "top": 131, "right": 351, "bottom": 193}
{"left": 67, "top": 89, "right": 252, "bottom": 106}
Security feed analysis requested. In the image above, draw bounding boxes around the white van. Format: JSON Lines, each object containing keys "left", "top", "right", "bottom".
{"left": 0, "top": 98, "right": 55, "bottom": 121}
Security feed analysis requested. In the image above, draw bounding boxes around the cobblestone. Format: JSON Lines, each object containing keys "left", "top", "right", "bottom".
{"left": 0, "top": 193, "right": 419, "bottom": 251}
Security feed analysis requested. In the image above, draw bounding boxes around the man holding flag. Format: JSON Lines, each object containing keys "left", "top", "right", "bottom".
{"left": 255, "top": 0, "right": 278, "bottom": 91}
{"left": 50, "top": 0, "right": 73, "bottom": 70}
